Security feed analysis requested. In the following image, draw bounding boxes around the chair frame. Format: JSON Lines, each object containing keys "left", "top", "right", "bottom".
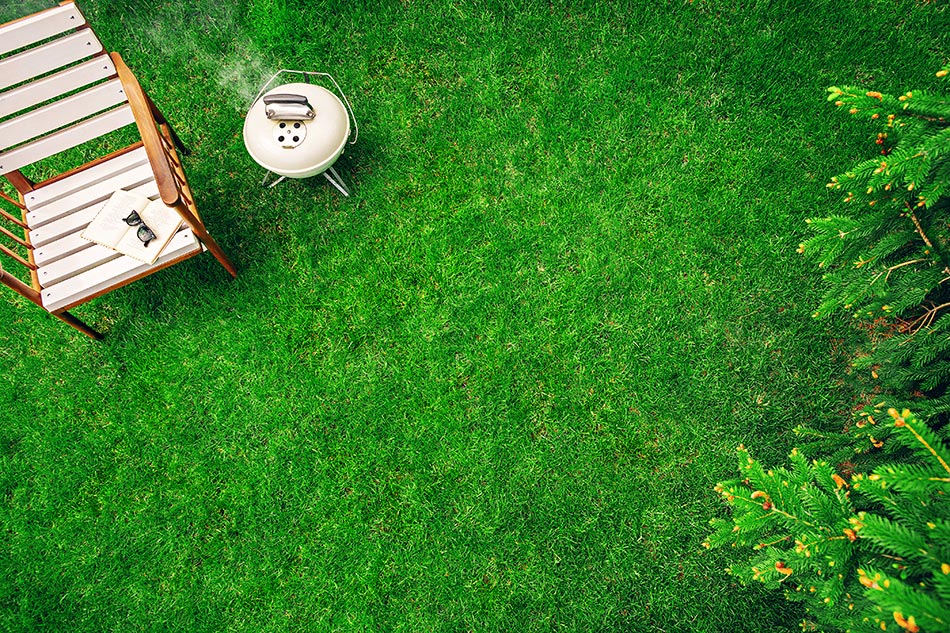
{"left": 0, "top": 1, "right": 236, "bottom": 339}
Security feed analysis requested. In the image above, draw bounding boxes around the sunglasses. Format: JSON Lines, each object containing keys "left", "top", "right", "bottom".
{"left": 123, "top": 210, "right": 156, "bottom": 247}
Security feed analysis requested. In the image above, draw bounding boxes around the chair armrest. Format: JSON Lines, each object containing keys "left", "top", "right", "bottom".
{"left": 110, "top": 52, "right": 181, "bottom": 207}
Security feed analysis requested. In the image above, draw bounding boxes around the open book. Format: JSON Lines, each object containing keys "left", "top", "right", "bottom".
{"left": 81, "top": 190, "right": 183, "bottom": 265}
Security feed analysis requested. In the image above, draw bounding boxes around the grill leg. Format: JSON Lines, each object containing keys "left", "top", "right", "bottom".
{"left": 324, "top": 167, "right": 350, "bottom": 196}
{"left": 261, "top": 171, "right": 286, "bottom": 188}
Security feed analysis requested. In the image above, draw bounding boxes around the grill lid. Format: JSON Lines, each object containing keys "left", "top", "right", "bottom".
{"left": 243, "top": 81, "right": 349, "bottom": 178}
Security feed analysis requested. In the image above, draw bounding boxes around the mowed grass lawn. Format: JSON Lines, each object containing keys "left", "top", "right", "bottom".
{"left": 2, "top": 0, "right": 949, "bottom": 631}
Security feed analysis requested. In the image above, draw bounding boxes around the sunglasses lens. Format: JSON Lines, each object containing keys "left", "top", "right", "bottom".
{"left": 123, "top": 210, "right": 142, "bottom": 226}
{"left": 137, "top": 225, "right": 156, "bottom": 247}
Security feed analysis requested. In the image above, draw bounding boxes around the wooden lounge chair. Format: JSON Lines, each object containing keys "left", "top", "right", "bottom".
{"left": 0, "top": 0, "right": 236, "bottom": 339}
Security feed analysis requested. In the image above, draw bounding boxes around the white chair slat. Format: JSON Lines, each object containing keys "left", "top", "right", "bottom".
{"left": 0, "top": 104, "right": 134, "bottom": 175}
{"left": 0, "top": 79, "right": 127, "bottom": 152}
{"left": 0, "top": 30, "right": 104, "bottom": 91}
{"left": 40, "top": 228, "right": 200, "bottom": 313}
{"left": 39, "top": 223, "right": 197, "bottom": 287}
{"left": 0, "top": 56, "right": 116, "bottom": 119}
{"left": 38, "top": 224, "right": 192, "bottom": 286}
{"left": 27, "top": 162, "right": 155, "bottom": 227}
{"left": 29, "top": 203, "right": 101, "bottom": 249}
{"left": 0, "top": 3, "right": 86, "bottom": 57}
{"left": 25, "top": 145, "right": 148, "bottom": 209}
{"left": 32, "top": 232, "right": 93, "bottom": 268}
{"left": 38, "top": 241, "right": 122, "bottom": 286}
{"left": 29, "top": 180, "right": 159, "bottom": 247}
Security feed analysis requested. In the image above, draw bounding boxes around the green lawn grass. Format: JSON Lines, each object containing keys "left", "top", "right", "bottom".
{"left": 2, "top": 0, "right": 949, "bottom": 631}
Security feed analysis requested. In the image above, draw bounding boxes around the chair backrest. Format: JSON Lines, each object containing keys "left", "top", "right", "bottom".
{"left": 0, "top": 1, "right": 134, "bottom": 177}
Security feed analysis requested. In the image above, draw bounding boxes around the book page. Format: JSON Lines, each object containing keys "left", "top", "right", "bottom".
{"left": 80, "top": 190, "right": 149, "bottom": 249}
{"left": 112, "top": 199, "right": 183, "bottom": 265}
{"left": 141, "top": 200, "right": 184, "bottom": 247}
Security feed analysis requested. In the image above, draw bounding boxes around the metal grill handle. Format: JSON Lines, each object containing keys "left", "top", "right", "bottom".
{"left": 252, "top": 69, "right": 358, "bottom": 144}
{"left": 263, "top": 94, "right": 314, "bottom": 121}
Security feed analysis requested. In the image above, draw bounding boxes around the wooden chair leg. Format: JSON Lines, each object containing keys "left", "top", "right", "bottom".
{"left": 202, "top": 232, "right": 238, "bottom": 278}
{"left": 184, "top": 222, "right": 236, "bottom": 278}
{"left": 5, "top": 259, "right": 101, "bottom": 339}
{"left": 54, "top": 310, "right": 103, "bottom": 339}
{"left": 169, "top": 195, "right": 236, "bottom": 279}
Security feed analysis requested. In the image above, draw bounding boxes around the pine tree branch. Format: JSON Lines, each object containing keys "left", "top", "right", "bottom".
{"left": 907, "top": 301, "right": 950, "bottom": 334}
{"left": 907, "top": 204, "right": 936, "bottom": 250}
{"left": 904, "top": 112, "right": 950, "bottom": 125}
{"left": 886, "top": 259, "right": 928, "bottom": 283}
{"left": 757, "top": 535, "right": 793, "bottom": 549}
{"left": 869, "top": 258, "right": 930, "bottom": 288}
{"left": 905, "top": 202, "right": 950, "bottom": 275}
{"left": 732, "top": 494, "right": 824, "bottom": 532}
{"left": 893, "top": 410, "right": 950, "bottom": 475}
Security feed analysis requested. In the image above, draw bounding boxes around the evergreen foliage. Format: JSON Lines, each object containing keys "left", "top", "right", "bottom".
{"left": 710, "top": 70, "right": 950, "bottom": 632}
{"left": 801, "top": 68, "right": 950, "bottom": 416}
{"left": 707, "top": 409, "right": 950, "bottom": 632}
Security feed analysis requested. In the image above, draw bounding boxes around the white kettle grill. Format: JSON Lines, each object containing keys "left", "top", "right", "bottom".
{"left": 243, "top": 69, "right": 358, "bottom": 195}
